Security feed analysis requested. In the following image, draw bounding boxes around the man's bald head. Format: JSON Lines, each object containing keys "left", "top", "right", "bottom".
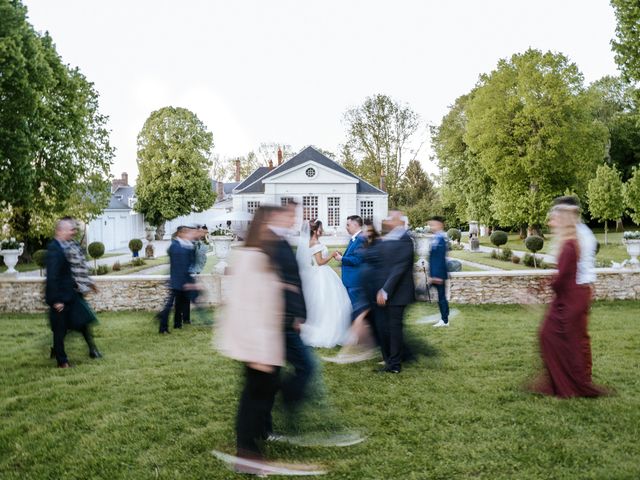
{"left": 55, "top": 218, "right": 77, "bottom": 241}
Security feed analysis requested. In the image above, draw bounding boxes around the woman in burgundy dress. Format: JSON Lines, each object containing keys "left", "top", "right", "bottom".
{"left": 531, "top": 204, "right": 607, "bottom": 398}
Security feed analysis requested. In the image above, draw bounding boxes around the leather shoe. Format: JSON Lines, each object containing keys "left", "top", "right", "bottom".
{"left": 58, "top": 362, "right": 72, "bottom": 369}
{"left": 89, "top": 350, "right": 102, "bottom": 359}
{"left": 375, "top": 366, "right": 400, "bottom": 374}
{"left": 159, "top": 330, "right": 170, "bottom": 335}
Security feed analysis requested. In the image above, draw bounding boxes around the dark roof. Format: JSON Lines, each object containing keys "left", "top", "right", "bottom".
{"left": 234, "top": 146, "right": 386, "bottom": 195}
{"left": 232, "top": 166, "right": 271, "bottom": 193}
{"left": 223, "top": 182, "right": 239, "bottom": 194}
{"left": 106, "top": 185, "right": 135, "bottom": 210}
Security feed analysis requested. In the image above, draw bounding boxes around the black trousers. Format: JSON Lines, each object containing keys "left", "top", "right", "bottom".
{"left": 158, "top": 289, "right": 191, "bottom": 332}
{"left": 50, "top": 304, "right": 97, "bottom": 366}
{"left": 376, "top": 305, "right": 406, "bottom": 371}
{"left": 236, "top": 365, "right": 280, "bottom": 457}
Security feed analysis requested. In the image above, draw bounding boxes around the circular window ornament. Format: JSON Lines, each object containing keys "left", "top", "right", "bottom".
{"left": 305, "top": 167, "right": 316, "bottom": 178}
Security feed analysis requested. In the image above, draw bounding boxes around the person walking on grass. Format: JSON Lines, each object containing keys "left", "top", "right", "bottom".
{"left": 157, "top": 225, "right": 199, "bottom": 334}
{"left": 46, "top": 217, "right": 101, "bottom": 368}
{"left": 428, "top": 216, "right": 450, "bottom": 328}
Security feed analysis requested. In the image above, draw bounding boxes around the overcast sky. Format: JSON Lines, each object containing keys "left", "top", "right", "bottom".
{"left": 24, "top": 0, "right": 619, "bottom": 181}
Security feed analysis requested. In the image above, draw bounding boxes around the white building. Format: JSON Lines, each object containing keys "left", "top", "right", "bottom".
{"left": 232, "top": 146, "right": 388, "bottom": 231}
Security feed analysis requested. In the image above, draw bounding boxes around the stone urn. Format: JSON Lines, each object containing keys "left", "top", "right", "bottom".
{"left": 145, "top": 226, "right": 157, "bottom": 242}
{"left": 212, "top": 235, "right": 234, "bottom": 274}
{"left": 0, "top": 243, "right": 24, "bottom": 275}
{"left": 624, "top": 239, "right": 640, "bottom": 266}
{"left": 411, "top": 233, "right": 434, "bottom": 268}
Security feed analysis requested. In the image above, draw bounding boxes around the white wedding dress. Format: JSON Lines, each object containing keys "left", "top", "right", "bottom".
{"left": 298, "top": 242, "right": 352, "bottom": 348}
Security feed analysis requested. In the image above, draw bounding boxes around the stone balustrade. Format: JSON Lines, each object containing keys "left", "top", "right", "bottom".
{"left": 0, "top": 268, "right": 638, "bottom": 314}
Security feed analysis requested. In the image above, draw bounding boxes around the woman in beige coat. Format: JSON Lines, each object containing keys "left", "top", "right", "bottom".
{"left": 215, "top": 206, "right": 285, "bottom": 464}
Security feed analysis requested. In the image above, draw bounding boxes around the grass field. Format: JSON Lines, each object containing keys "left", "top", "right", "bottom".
{"left": 1, "top": 301, "right": 639, "bottom": 479}
{"left": 448, "top": 249, "right": 537, "bottom": 271}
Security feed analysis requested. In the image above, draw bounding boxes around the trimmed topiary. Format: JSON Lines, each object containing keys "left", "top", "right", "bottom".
{"left": 525, "top": 236, "right": 544, "bottom": 268}
{"left": 129, "top": 238, "right": 143, "bottom": 257}
{"left": 33, "top": 249, "right": 47, "bottom": 276}
{"left": 447, "top": 228, "right": 462, "bottom": 244}
{"left": 490, "top": 230, "right": 508, "bottom": 256}
{"left": 88, "top": 242, "right": 105, "bottom": 269}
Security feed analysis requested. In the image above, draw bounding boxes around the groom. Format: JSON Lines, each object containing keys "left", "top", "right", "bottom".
{"left": 335, "top": 215, "right": 366, "bottom": 320}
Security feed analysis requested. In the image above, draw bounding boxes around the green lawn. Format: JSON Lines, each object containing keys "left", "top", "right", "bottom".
{"left": 448, "top": 249, "right": 537, "bottom": 271}
{"left": 108, "top": 256, "right": 169, "bottom": 275}
{"left": 1, "top": 302, "right": 639, "bottom": 479}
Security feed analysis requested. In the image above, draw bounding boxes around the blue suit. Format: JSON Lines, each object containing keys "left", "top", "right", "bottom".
{"left": 429, "top": 231, "right": 449, "bottom": 323}
{"left": 158, "top": 239, "right": 195, "bottom": 332}
{"left": 341, "top": 233, "right": 367, "bottom": 319}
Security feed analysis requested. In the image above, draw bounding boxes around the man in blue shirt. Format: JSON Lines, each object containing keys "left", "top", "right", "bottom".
{"left": 335, "top": 215, "right": 367, "bottom": 321}
{"left": 428, "top": 216, "right": 450, "bottom": 328}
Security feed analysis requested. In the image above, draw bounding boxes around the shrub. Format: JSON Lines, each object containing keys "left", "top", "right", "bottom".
{"left": 450, "top": 242, "right": 464, "bottom": 251}
{"left": 490, "top": 230, "right": 508, "bottom": 249}
{"left": 90, "top": 264, "right": 109, "bottom": 275}
{"left": 447, "top": 228, "right": 461, "bottom": 243}
{"left": 33, "top": 249, "right": 47, "bottom": 276}
{"left": 500, "top": 247, "right": 513, "bottom": 262}
{"left": 490, "top": 249, "right": 498, "bottom": 259}
{"left": 511, "top": 255, "right": 521, "bottom": 264}
{"left": 523, "top": 253, "right": 542, "bottom": 268}
{"left": 130, "top": 258, "right": 146, "bottom": 267}
{"left": 112, "top": 261, "right": 121, "bottom": 272}
{"left": 129, "top": 238, "right": 143, "bottom": 256}
{"left": 525, "top": 235, "right": 544, "bottom": 254}
{"left": 87, "top": 242, "right": 105, "bottom": 269}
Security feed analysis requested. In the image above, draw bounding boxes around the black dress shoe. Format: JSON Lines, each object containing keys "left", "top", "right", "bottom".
{"left": 89, "top": 350, "right": 102, "bottom": 359}
{"left": 173, "top": 325, "right": 182, "bottom": 329}
{"left": 58, "top": 362, "right": 72, "bottom": 369}
{"left": 159, "top": 330, "right": 170, "bottom": 335}
{"left": 376, "top": 366, "right": 400, "bottom": 374}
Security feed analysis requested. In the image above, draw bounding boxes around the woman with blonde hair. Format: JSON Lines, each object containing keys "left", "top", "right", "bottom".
{"left": 531, "top": 203, "right": 607, "bottom": 398}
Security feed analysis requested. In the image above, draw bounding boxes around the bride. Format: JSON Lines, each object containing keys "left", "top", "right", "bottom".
{"left": 297, "top": 219, "right": 352, "bottom": 348}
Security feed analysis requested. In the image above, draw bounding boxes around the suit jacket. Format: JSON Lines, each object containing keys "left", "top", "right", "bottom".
{"left": 263, "top": 232, "right": 307, "bottom": 324}
{"left": 341, "top": 233, "right": 366, "bottom": 288}
{"left": 429, "top": 232, "right": 448, "bottom": 281}
{"left": 45, "top": 239, "right": 76, "bottom": 306}
{"left": 380, "top": 231, "right": 415, "bottom": 306}
{"left": 168, "top": 239, "right": 195, "bottom": 291}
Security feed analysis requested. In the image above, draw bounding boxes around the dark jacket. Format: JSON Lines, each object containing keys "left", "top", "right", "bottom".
{"left": 341, "top": 233, "right": 367, "bottom": 288}
{"left": 264, "top": 233, "right": 307, "bottom": 323}
{"left": 429, "top": 232, "right": 448, "bottom": 281}
{"left": 45, "top": 239, "right": 76, "bottom": 306}
{"left": 168, "top": 239, "right": 195, "bottom": 291}
{"left": 379, "top": 232, "right": 416, "bottom": 306}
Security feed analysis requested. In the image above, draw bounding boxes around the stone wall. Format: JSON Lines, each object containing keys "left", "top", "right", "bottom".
{"left": 1, "top": 268, "right": 639, "bottom": 314}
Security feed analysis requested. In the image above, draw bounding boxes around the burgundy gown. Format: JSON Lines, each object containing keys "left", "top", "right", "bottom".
{"left": 533, "top": 239, "right": 606, "bottom": 398}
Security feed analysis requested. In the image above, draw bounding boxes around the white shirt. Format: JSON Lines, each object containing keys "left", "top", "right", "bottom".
{"left": 576, "top": 223, "right": 597, "bottom": 285}
{"left": 350, "top": 230, "right": 362, "bottom": 242}
{"left": 176, "top": 236, "right": 194, "bottom": 249}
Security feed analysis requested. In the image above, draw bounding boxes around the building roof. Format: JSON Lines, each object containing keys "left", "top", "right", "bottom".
{"left": 106, "top": 185, "right": 136, "bottom": 210}
{"left": 234, "top": 146, "right": 386, "bottom": 195}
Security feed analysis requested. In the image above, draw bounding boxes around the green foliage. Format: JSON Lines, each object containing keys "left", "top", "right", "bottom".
{"left": 610, "top": 0, "right": 640, "bottom": 83}
{"left": 130, "top": 258, "right": 146, "bottom": 267}
{"left": 406, "top": 197, "right": 442, "bottom": 230}
{"left": 87, "top": 242, "right": 104, "bottom": 270}
{"left": 500, "top": 247, "right": 513, "bottom": 262}
{"left": 525, "top": 235, "right": 544, "bottom": 254}
{"left": 624, "top": 167, "right": 640, "bottom": 224}
{"left": 343, "top": 94, "right": 419, "bottom": 205}
{"left": 463, "top": 49, "right": 608, "bottom": 230}
{"left": 135, "top": 107, "right": 216, "bottom": 228}
{"left": 490, "top": 230, "right": 508, "bottom": 248}
{"left": 111, "top": 261, "right": 121, "bottom": 272}
{"left": 32, "top": 249, "right": 46, "bottom": 275}
{"left": 90, "top": 264, "right": 109, "bottom": 276}
{"left": 0, "top": 0, "right": 113, "bottom": 250}
{"left": 588, "top": 164, "right": 625, "bottom": 244}
{"left": 396, "top": 160, "right": 437, "bottom": 207}
{"left": 447, "top": 228, "right": 462, "bottom": 243}
{"left": 128, "top": 238, "right": 143, "bottom": 254}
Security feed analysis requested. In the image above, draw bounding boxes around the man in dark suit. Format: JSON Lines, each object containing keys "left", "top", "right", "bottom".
{"left": 263, "top": 204, "right": 310, "bottom": 406}
{"left": 375, "top": 211, "right": 415, "bottom": 373}
{"left": 158, "top": 225, "right": 198, "bottom": 334}
{"left": 428, "top": 216, "right": 450, "bottom": 328}
{"left": 46, "top": 218, "right": 100, "bottom": 368}
{"left": 335, "top": 215, "right": 367, "bottom": 321}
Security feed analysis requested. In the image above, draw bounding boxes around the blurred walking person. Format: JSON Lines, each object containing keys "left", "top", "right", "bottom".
{"left": 428, "top": 216, "right": 450, "bottom": 328}
{"left": 157, "top": 225, "right": 199, "bottom": 333}
{"left": 46, "top": 217, "right": 101, "bottom": 368}
{"left": 530, "top": 203, "right": 607, "bottom": 398}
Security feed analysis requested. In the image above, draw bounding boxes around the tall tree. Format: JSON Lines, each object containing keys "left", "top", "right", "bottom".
{"left": 588, "top": 164, "right": 625, "bottom": 244}
{"left": 624, "top": 166, "right": 640, "bottom": 225}
{"left": 343, "top": 94, "right": 419, "bottom": 205}
{"left": 135, "top": 107, "right": 216, "bottom": 239}
{"left": 0, "top": 0, "right": 113, "bottom": 254}
{"left": 396, "top": 159, "right": 437, "bottom": 207}
{"left": 610, "top": 0, "right": 640, "bottom": 84}
{"left": 464, "top": 49, "right": 608, "bottom": 234}
{"left": 588, "top": 76, "right": 640, "bottom": 181}
{"left": 431, "top": 92, "right": 496, "bottom": 227}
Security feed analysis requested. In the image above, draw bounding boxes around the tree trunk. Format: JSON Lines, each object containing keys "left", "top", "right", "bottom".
{"left": 519, "top": 226, "right": 527, "bottom": 239}
{"left": 616, "top": 218, "right": 624, "bottom": 232}
{"left": 604, "top": 220, "right": 608, "bottom": 246}
{"left": 527, "top": 224, "right": 543, "bottom": 238}
{"left": 155, "top": 220, "right": 166, "bottom": 241}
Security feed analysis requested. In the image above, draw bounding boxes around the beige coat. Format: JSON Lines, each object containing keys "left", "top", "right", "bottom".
{"left": 215, "top": 247, "right": 285, "bottom": 367}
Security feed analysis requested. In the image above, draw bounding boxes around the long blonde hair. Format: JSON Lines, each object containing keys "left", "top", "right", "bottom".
{"left": 549, "top": 204, "right": 579, "bottom": 257}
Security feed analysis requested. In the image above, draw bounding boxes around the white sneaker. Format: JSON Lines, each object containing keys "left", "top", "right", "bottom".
{"left": 433, "top": 320, "right": 449, "bottom": 328}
